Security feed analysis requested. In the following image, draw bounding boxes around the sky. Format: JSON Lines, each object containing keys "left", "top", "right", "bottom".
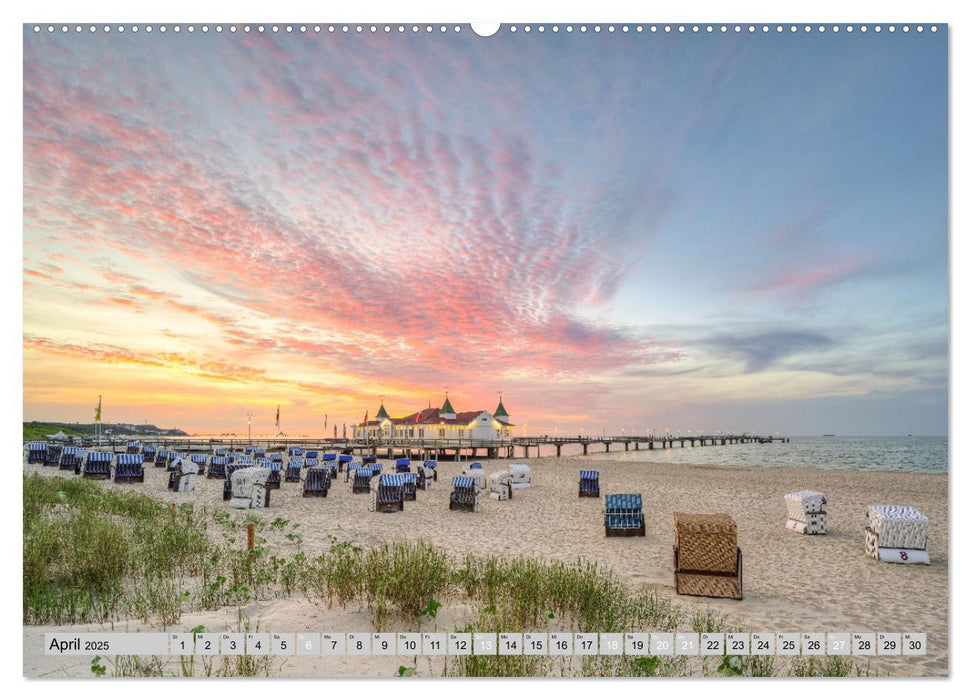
{"left": 21, "top": 24, "right": 948, "bottom": 437}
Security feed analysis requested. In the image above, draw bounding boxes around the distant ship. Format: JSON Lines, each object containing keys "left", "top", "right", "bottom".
{"left": 822, "top": 434, "right": 835, "bottom": 437}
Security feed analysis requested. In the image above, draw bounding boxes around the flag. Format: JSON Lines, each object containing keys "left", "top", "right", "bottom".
{"left": 324, "top": 414, "right": 328, "bottom": 430}
{"left": 364, "top": 410, "right": 369, "bottom": 426}
{"left": 415, "top": 411, "right": 421, "bottom": 424}
{"left": 94, "top": 395, "right": 102, "bottom": 422}
{"left": 275, "top": 405, "right": 280, "bottom": 430}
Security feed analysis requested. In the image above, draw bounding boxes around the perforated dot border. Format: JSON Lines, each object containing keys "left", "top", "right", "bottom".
{"left": 30, "top": 23, "right": 941, "bottom": 36}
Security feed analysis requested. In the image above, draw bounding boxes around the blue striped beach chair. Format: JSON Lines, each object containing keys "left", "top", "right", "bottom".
{"left": 190, "top": 453, "right": 209, "bottom": 473}
{"left": 468, "top": 462, "right": 483, "bottom": 470}
{"left": 322, "top": 452, "right": 337, "bottom": 462}
{"left": 305, "top": 450, "right": 319, "bottom": 460}
{"left": 143, "top": 444, "right": 158, "bottom": 462}
{"left": 304, "top": 457, "right": 318, "bottom": 469}
{"left": 288, "top": 446, "right": 304, "bottom": 457}
{"left": 266, "top": 457, "right": 282, "bottom": 490}
{"left": 338, "top": 454, "right": 353, "bottom": 472}
{"left": 449, "top": 476, "right": 478, "bottom": 512}
{"left": 352, "top": 466, "right": 374, "bottom": 494}
{"left": 419, "top": 460, "right": 438, "bottom": 489}
{"left": 401, "top": 472, "right": 418, "bottom": 501}
{"left": 347, "top": 462, "right": 363, "bottom": 484}
{"left": 214, "top": 448, "right": 229, "bottom": 457}
{"left": 154, "top": 449, "right": 169, "bottom": 468}
{"left": 114, "top": 453, "right": 145, "bottom": 483}
{"left": 83, "top": 451, "right": 113, "bottom": 480}
{"left": 222, "top": 462, "right": 241, "bottom": 501}
{"left": 209, "top": 455, "right": 229, "bottom": 479}
{"left": 254, "top": 447, "right": 267, "bottom": 458}
{"left": 59, "top": 446, "right": 84, "bottom": 472}
{"left": 603, "top": 494, "right": 646, "bottom": 537}
{"left": 169, "top": 452, "right": 188, "bottom": 472}
{"left": 362, "top": 455, "right": 377, "bottom": 465}
{"left": 126, "top": 440, "right": 141, "bottom": 454}
{"left": 302, "top": 466, "right": 330, "bottom": 497}
{"left": 43, "top": 444, "right": 63, "bottom": 467}
{"left": 395, "top": 458, "right": 411, "bottom": 473}
{"left": 26, "top": 442, "right": 47, "bottom": 464}
{"left": 324, "top": 460, "right": 339, "bottom": 480}
{"left": 285, "top": 457, "right": 304, "bottom": 483}
{"left": 244, "top": 446, "right": 255, "bottom": 456}
{"left": 374, "top": 473, "right": 405, "bottom": 512}
{"left": 579, "top": 470, "right": 600, "bottom": 498}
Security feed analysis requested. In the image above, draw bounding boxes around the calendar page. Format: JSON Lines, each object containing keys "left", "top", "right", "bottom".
{"left": 21, "top": 9, "right": 949, "bottom": 683}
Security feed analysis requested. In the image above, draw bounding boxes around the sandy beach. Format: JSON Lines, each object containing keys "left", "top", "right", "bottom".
{"left": 22, "top": 455, "right": 948, "bottom": 677}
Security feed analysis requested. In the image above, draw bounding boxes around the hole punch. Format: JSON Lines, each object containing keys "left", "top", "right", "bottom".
{"left": 470, "top": 23, "right": 498, "bottom": 36}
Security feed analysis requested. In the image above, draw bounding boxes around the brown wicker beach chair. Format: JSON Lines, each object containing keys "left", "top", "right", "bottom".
{"left": 672, "top": 513, "right": 743, "bottom": 600}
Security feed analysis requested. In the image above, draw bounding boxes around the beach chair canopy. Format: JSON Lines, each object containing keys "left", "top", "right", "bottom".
{"left": 672, "top": 513, "right": 738, "bottom": 573}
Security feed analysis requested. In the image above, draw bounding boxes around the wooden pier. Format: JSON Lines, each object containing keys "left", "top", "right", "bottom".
{"left": 50, "top": 433, "right": 788, "bottom": 461}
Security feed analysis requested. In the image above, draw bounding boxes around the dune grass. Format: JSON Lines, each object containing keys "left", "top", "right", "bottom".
{"left": 24, "top": 473, "right": 871, "bottom": 677}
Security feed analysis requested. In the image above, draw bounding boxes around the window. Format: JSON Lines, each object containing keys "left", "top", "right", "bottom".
{"left": 439, "top": 428, "right": 446, "bottom": 438}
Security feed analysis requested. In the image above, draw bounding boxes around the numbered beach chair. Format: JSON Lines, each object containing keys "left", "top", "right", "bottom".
{"left": 371, "top": 473, "right": 405, "bottom": 512}
{"left": 59, "top": 446, "right": 84, "bottom": 472}
{"left": 114, "top": 453, "right": 145, "bottom": 483}
{"left": 395, "top": 458, "right": 412, "bottom": 473}
{"left": 352, "top": 466, "right": 374, "bottom": 494}
{"left": 604, "top": 494, "right": 646, "bottom": 537}
{"left": 488, "top": 470, "right": 513, "bottom": 501}
{"left": 784, "top": 490, "right": 827, "bottom": 535}
{"left": 285, "top": 457, "right": 304, "bottom": 483}
{"left": 672, "top": 512, "right": 743, "bottom": 600}
{"left": 228, "top": 467, "right": 272, "bottom": 509}
{"left": 302, "top": 466, "right": 331, "bottom": 497}
{"left": 126, "top": 440, "right": 141, "bottom": 454}
{"left": 83, "top": 451, "right": 113, "bottom": 480}
{"left": 168, "top": 459, "right": 198, "bottom": 492}
{"left": 449, "top": 476, "right": 480, "bottom": 512}
{"left": 509, "top": 463, "right": 531, "bottom": 489}
{"left": 26, "top": 442, "right": 47, "bottom": 464}
{"left": 579, "top": 470, "right": 600, "bottom": 498}
{"left": 419, "top": 460, "right": 438, "bottom": 490}
{"left": 43, "top": 444, "right": 63, "bottom": 467}
{"left": 208, "top": 455, "right": 229, "bottom": 479}
{"left": 864, "top": 505, "right": 930, "bottom": 565}
{"left": 401, "top": 471, "right": 418, "bottom": 501}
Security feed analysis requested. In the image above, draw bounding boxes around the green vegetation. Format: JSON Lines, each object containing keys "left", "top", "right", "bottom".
{"left": 25, "top": 474, "right": 873, "bottom": 678}
{"left": 23, "top": 421, "right": 187, "bottom": 441}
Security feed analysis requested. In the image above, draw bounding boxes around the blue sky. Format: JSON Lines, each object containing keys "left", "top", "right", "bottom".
{"left": 21, "top": 23, "right": 948, "bottom": 435}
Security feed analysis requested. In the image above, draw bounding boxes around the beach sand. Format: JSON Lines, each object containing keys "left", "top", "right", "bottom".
{"left": 22, "top": 455, "right": 948, "bottom": 677}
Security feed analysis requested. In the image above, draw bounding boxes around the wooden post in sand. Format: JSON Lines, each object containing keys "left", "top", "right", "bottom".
{"left": 247, "top": 523, "right": 255, "bottom": 551}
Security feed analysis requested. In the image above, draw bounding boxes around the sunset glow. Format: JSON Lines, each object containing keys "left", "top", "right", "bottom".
{"left": 22, "top": 27, "right": 947, "bottom": 436}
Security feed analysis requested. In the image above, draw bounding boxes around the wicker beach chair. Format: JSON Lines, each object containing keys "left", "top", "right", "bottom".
{"left": 323, "top": 460, "right": 339, "bottom": 479}
{"left": 114, "top": 453, "right": 145, "bottom": 483}
{"left": 208, "top": 455, "right": 229, "bottom": 479}
{"left": 228, "top": 467, "right": 272, "bottom": 509}
{"left": 418, "top": 460, "right": 438, "bottom": 490}
{"left": 168, "top": 459, "right": 199, "bottom": 492}
{"left": 579, "top": 470, "right": 600, "bottom": 498}
{"left": 322, "top": 452, "right": 338, "bottom": 463}
{"left": 488, "top": 470, "right": 513, "bottom": 501}
{"left": 449, "top": 476, "right": 480, "bottom": 512}
{"left": 264, "top": 458, "right": 282, "bottom": 490}
{"left": 43, "top": 444, "right": 63, "bottom": 467}
{"left": 604, "top": 494, "right": 645, "bottom": 537}
{"left": 395, "top": 458, "right": 412, "bottom": 473}
{"left": 371, "top": 473, "right": 405, "bottom": 512}
{"left": 288, "top": 446, "right": 304, "bottom": 457}
{"left": 126, "top": 440, "right": 141, "bottom": 454}
{"left": 468, "top": 462, "right": 483, "bottom": 470}
{"left": 285, "top": 457, "right": 303, "bottom": 483}
{"left": 362, "top": 455, "right": 377, "bottom": 465}
{"left": 338, "top": 454, "right": 353, "bottom": 472}
{"left": 672, "top": 513, "right": 743, "bottom": 600}
{"left": 784, "top": 490, "right": 827, "bottom": 535}
{"left": 864, "top": 505, "right": 930, "bottom": 564}
{"left": 509, "top": 463, "right": 531, "bottom": 489}
{"left": 304, "top": 457, "right": 318, "bottom": 469}
{"left": 254, "top": 447, "right": 267, "bottom": 458}
{"left": 305, "top": 450, "right": 319, "bottom": 460}
{"left": 401, "top": 471, "right": 418, "bottom": 501}
{"left": 142, "top": 444, "right": 158, "bottom": 462}
{"left": 83, "top": 451, "right": 113, "bottom": 480}
{"left": 26, "top": 442, "right": 47, "bottom": 464}
{"left": 189, "top": 453, "right": 209, "bottom": 474}
{"left": 352, "top": 466, "right": 374, "bottom": 494}
{"left": 59, "top": 446, "right": 84, "bottom": 472}
{"left": 154, "top": 449, "right": 169, "bottom": 468}
{"left": 302, "top": 467, "right": 331, "bottom": 497}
